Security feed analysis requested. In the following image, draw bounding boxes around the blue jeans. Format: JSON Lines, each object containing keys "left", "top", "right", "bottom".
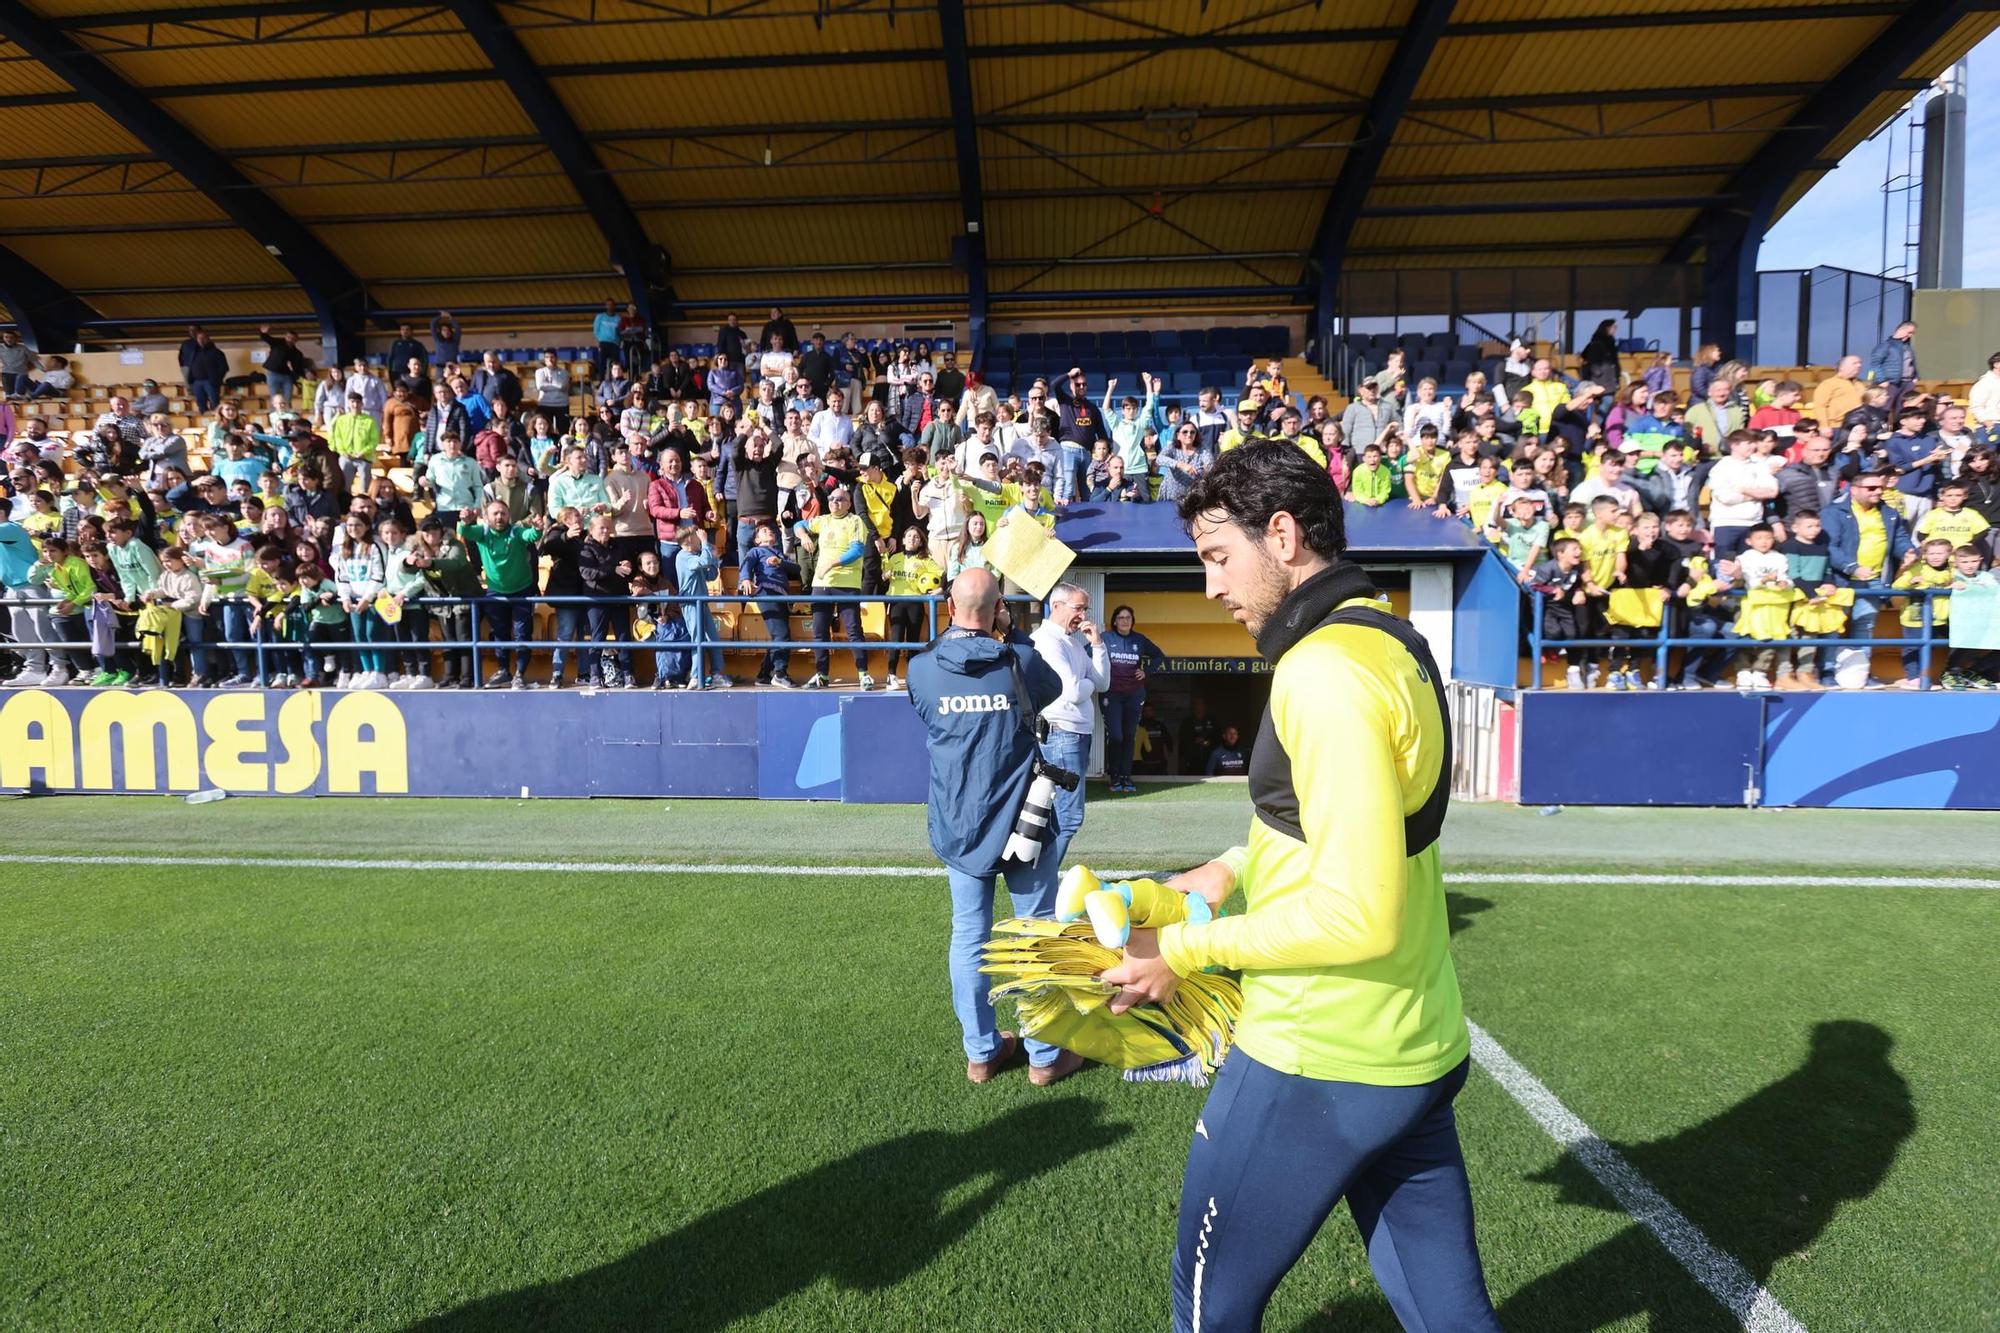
{"left": 1678, "top": 608, "right": 1729, "bottom": 687}
{"left": 188, "top": 379, "right": 220, "bottom": 414}
{"left": 946, "top": 864, "right": 1062, "bottom": 1068}
{"left": 1022, "top": 729, "right": 1088, "bottom": 900}
{"left": 1171, "top": 1053, "right": 1500, "bottom": 1333}
{"left": 1101, "top": 691, "right": 1143, "bottom": 784}
{"left": 479, "top": 594, "right": 536, "bottom": 677}
{"left": 550, "top": 605, "right": 587, "bottom": 681}
{"left": 216, "top": 598, "right": 254, "bottom": 679}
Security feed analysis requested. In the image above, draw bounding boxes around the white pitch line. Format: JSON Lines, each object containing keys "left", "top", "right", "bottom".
{"left": 1467, "top": 1020, "right": 1807, "bottom": 1333}
{"left": 1, "top": 853, "right": 1996, "bottom": 891}
{"left": 1447, "top": 871, "right": 2000, "bottom": 890}
{"left": 0, "top": 853, "right": 946, "bottom": 878}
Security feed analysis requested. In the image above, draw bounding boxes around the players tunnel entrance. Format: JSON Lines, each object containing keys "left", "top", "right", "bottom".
{"left": 1100, "top": 569, "right": 1415, "bottom": 780}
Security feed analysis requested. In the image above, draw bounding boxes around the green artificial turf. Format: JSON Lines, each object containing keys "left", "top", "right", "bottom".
{"left": 10, "top": 790, "right": 2000, "bottom": 874}
{"left": 6, "top": 852, "right": 1996, "bottom": 1330}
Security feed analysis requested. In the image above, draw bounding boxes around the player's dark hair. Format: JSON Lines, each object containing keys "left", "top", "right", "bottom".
{"left": 1175, "top": 440, "right": 1346, "bottom": 558}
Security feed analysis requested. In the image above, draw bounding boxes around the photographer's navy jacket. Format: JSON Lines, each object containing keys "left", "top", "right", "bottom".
{"left": 907, "top": 627, "right": 1062, "bottom": 876}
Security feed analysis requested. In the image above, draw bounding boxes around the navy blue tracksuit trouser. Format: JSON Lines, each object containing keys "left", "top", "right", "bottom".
{"left": 1171, "top": 1052, "right": 1501, "bottom": 1332}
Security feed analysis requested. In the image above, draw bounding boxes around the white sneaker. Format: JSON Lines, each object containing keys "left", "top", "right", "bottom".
{"left": 336, "top": 671, "right": 352, "bottom": 689}
{"left": 1644, "top": 675, "right": 1664, "bottom": 691}
{"left": 804, "top": 673, "right": 827, "bottom": 689}
{"left": 43, "top": 669, "right": 72, "bottom": 687}
{"left": 1751, "top": 672, "right": 1773, "bottom": 690}
{"left": 403, "top": 674, "right": 434, "bottom": 690}
{"left": 858, "top": 673, "right": 878, "bottom": 691}
{"left": 386, "top": 672, "right": 404, "bottom": 689}
{"left": 1585, "top": 667, "right": 1602, "bottom": 689}
{"left": 885, "top": 673, "right": 901, "bottom": 691}
{"left": 9, "top": 670, "right": 47, "bottom": 687}
{"left": 1897, "top": 677, "right": 1924, "bottom": 691}
{"left": 1564, "top": 666, "right": 1583, "bottom": 690}
{"left": 1734, "top": 671, "right": 1754, "bottom": 689}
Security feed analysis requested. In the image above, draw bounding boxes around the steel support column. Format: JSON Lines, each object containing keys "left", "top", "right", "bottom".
{"left": 937, "top": 0, "right": 987, "bottom": 368}
{"left": 445, "top": 0, "right": 669, "bottom": 321}
{"left": 0, "top": 240, "right": 102, "bottom": 352}
{"left": 0, "top": 0, "right": 368, "bottom": 360}
{"left": 1309, "top": 0, "right": 1459, "bottom": 363}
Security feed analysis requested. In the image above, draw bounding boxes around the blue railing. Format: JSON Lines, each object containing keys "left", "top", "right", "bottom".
{"left": 1523, "top": 583, "right": 1953, "bottom": 690}
{"left": 5, "top": 591, "right": 952, "bottom": 690}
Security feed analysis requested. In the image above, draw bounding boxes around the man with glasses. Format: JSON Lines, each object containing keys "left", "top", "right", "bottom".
{"left": 1028, "top": 583, "right": 1107, "bottom": 896}
{"left": 1053, "top": 367, "right": 1108, "bottom": 457}
{"left": 898, "top": 371, "right": 943, "bottom": 450}
{"left": 1819, "top": 469, "right": 1912, "bottom": 687}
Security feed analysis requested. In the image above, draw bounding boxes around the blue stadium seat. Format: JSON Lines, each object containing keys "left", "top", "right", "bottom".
{"left": 1016, "top": 332, "right": 1043, "bottom": 356}
{"left": 1177, "top": 328, "right": 1206, "bottom": 351}
{"left": 987, "top": 333, "right": 1016, "bottom": 354}
{"left": 1043, "top": 331, "right": 1068, "bottom": 353}
{"left": 1070, "top": 332, "right": 1098, "bottom": 355}
{"left": 1150, "top": 329, "right": 1181, "bottom": 350}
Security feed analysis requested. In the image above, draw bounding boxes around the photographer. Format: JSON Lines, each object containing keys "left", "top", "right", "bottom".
{"left": 906, "top": 568, "right": 1080, "bottom": 1088}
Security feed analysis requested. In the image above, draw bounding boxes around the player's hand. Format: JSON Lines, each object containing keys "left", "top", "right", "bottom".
{"left": 1102, "top": 929, "right": 1180, "bottom": 1014}
{"left": 1164, "top": 859, "right": 1233, "bottom": 911}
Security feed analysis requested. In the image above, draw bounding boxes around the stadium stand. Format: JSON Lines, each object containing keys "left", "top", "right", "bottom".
{"left": 3, "top": 0, "right": 1998, "bottom": 717}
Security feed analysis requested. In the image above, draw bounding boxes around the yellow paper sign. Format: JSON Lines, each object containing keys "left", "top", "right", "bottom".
{"left": 984, "top": 516, "right": 1077, "bottom": 601}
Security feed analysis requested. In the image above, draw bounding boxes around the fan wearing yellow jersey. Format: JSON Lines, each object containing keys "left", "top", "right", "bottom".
{"left": 1101, "top": 442, "right": 1500, "bottom": 1333}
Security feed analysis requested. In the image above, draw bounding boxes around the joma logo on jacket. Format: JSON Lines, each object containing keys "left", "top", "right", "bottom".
{"left": 939, "top": 693, "right": 1012, "bottom": 715}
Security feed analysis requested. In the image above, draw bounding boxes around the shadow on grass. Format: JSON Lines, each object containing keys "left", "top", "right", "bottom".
{"left": 1290, "top": 1020, "right": 1913, "bottom": 1332}
{"left": 406, "top": 1097, "right": 1130, "bottom": 1333}
{"left": 1447, "top": 892, "right": 1493, "bottom": 937}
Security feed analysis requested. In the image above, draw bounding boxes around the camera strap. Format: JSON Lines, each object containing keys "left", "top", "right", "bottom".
{"left": 1003, "top": 647, "right": 1041, "bottom": 743}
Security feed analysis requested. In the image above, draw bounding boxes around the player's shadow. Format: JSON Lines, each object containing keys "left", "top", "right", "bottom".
{"left": 406, "top": 1098, "right": 1129, "bottom": 1333}
{"left": 1446, "top": 891, "right": 1493, "bottom": 937}
{"left": 1288, "top": 1020, "right": 1913, "bottom": 1332}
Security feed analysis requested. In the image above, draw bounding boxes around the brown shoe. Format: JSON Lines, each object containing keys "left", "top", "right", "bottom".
{"left": 1773, "top": 671, "right": 1800, "bottom": 690}
{"left": 967, "top": 1032, "right": 1021, "bottom": 1084}
{"left": 1027, "top": 1049, "right": 1085, "bottom": 1088}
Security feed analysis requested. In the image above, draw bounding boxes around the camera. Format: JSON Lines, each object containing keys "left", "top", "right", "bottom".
{"left": 1002, "top": 757, "right": 1080, "bottom": 865}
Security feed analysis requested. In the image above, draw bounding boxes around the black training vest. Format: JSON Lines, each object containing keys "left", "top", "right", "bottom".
{"left": 1247, "top": 567, "right": 1453, "bottom": 855}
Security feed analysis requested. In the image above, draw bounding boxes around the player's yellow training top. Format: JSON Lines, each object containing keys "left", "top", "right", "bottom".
{"left": 1158, "top": 562, "right": 1469, "bottom": 1085}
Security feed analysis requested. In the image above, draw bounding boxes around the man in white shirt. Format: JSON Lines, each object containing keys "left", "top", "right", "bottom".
{"left": 343, "top": 358, "right": 386, "bottom": 425}
{"left": 1028, "top": 583, "right": 1108, "bottom": 898}
{"left": 1568, "top": 450, "right": 1644, "bottom": 518}
{"left": 914, "top": 451, "right": 970, "bottom": 567}
{"left": 1706, "top": 430, "right": 1779, "bottom": 561}
{"left": 808, "top": 398, "right": 852, "bottom": 455}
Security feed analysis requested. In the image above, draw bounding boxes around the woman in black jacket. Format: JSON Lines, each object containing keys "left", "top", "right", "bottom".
{"left": 1961, "top": 448, "right": 2000, "bottom": 530}
{"left": 1580, "top": 319, "right": 1621, "bottom": 389}
{"left": 577, "top": 509, "right": 632, "bottom": 687}
{"left": 539, "top": 506, "right": 590, "bottom": 687}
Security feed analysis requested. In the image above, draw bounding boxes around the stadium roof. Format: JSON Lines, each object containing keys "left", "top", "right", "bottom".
{"left": 0, "top": 0, "right": 1994, "bottom": 355}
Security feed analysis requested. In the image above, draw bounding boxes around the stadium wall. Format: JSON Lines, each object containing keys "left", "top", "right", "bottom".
{"left": 1517, "top": 691, "right": 2000, "bottom": 809}
{"left": 0, "top": 688, "right": 930, "bottom": 803}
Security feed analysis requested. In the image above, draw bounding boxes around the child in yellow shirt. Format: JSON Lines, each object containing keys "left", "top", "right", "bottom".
{"left": 1891, "top": 537, "right": 1957, "bottom": 689}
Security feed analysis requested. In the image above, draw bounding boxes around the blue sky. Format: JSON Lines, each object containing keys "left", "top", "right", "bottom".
{"left": 1761, "top": 31, "right": 1998, "bottom": 285}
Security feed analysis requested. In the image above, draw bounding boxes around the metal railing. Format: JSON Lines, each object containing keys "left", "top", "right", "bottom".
{"left": 1, "top": 590, "right": 953, "bottom": 690}
{"left": 1524, "top": 584, "right": 1955, "bottom": 690}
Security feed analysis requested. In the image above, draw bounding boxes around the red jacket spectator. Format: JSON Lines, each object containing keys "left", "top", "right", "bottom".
{"left": 647, "top": 468, "right": 712, "bottom": 540}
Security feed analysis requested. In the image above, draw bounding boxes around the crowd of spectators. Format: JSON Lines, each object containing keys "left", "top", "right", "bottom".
{"left": 4, "top": 308, "right": 1997, "bottom": 705}
{"left": 1329, "top": 321, "right": 2000, "bottom": 691}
